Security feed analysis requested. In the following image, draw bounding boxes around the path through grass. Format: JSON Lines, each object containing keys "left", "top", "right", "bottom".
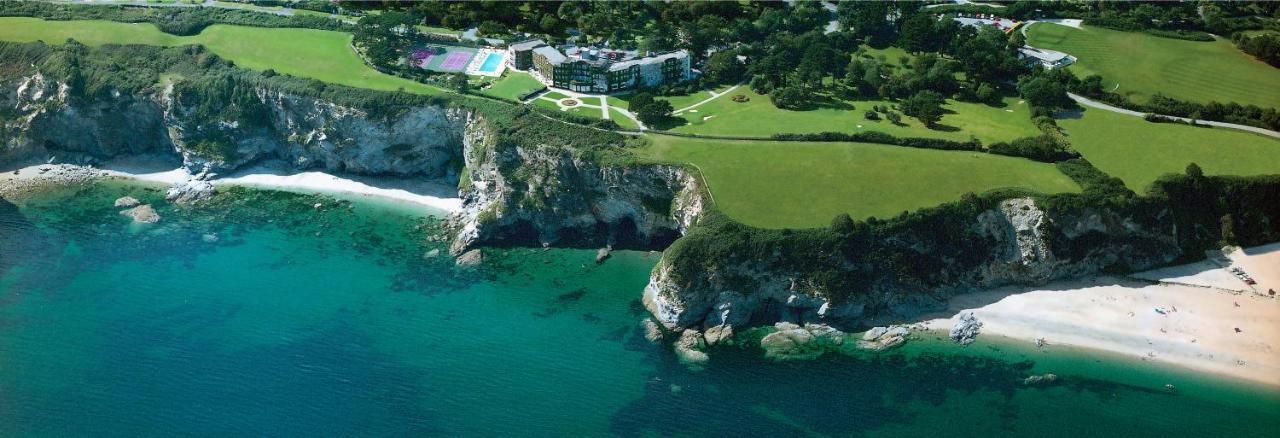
{"left": 636, "top": 135, "right": 1080, "bottom": 228}
{"left": 1026, "top": 23, "right": 1280, "bottom": 108}
{"left": 1058, "top": 108, "right": 1280, "bottom": 192}
{"left": 0, "top": 17, "right": 444, "bottom": 95}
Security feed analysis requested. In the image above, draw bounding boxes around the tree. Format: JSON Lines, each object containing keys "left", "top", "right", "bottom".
{"left": 901, "top": 90, "right": 945, "bottom": 127}
{"left": 629, "top": 93, "right": 655, "bottom": 113}
{"left": 1221, "top": 213, "right": 1237, "bottom": 245}
{"left": 770, "top": 86, "right": 808, "bottom": 110}
{"left": 704, "top": 50, "right": 745, "bottom": 85}
{"left": 830, "top": 213, "right": 856, "bottom": 233}
{"left": 447, "top": 73, "right": 468, "bottom": 92}
{"left": 634, "top": 99, "right": 674, "bottom": 125}
{"left": 1016, "top": 70, "right": 1073, "bottom": 111}
{"left": 898, "top": 13, "right": 937, "bottom": 53}
{"left": 838, "top": 1, "right": 894, "bottom": 46}
{"left": 1186, "top": 162, "right": 1204, "bottom": 178}
{"left": 976, "top": 83, "right": 998, "bottom": 104}
{"left": 477, "top": 20, "right": 506, "bottom": 36}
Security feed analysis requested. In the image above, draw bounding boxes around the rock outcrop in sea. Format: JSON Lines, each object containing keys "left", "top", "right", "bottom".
{"left": 950, "top": 313, "right": 983, "bottom": 346}
{"left": 119, "top": 204, "right": 160, "bottom": 223}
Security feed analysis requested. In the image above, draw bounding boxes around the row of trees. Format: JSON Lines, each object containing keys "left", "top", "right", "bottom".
{"left": 1234, "top": 33, "right": 1280, "bottom": 67}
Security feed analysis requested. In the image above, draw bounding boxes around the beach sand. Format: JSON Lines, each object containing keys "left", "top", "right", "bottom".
{"left": 1, "top": 160, "right": 462, "bottom": 212}
{"left": 924, "top": 245, "right": 1280, "bottom": 387}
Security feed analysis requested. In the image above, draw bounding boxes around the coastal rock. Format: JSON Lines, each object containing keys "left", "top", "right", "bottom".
{"left": 596, "top": 246, "right": 612, "bottom": 264}
{"left": 1022, "top": 373, "right": 1059, "bottom": 386}
{"left": 702, "top": 324, "right": 733, "bottom": 346}
{"left": 455, "top": 249, "right": 483, "bottom": 268}
{"left": 642, "top": 318, "right": 664, "bottom": 343}
{"left": 856, "top": 325, "right": 910, "bottom": 351}
{"left": 950, "top": 313, "right": 983, "bottom": 346}
{"left": 113, "top": 196, "right": 140, "bottom": 208}
{"left": 673, "top": 330, "right": 709, "bottom": 367}
{"left": 165, "top": 177, "right": 214, "bottom": 204}
{"left": 447, "top": 132, "right": 706, "bottom": 255}
{"left": 120, "top": 204, "right": 160, "bottom": 224}
{"left": 423, "top": 248, "right": 441, "bottom": 259}
{"left": 760, "top": 322, "right": 846, "bottom": 361}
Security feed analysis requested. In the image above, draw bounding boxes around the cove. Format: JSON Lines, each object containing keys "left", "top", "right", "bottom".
{"left": 1, "top": 181, "right": 1277, "bottom": 437}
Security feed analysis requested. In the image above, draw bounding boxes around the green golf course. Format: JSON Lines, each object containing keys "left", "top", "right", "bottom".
{"left": 1027, "top": 22, "right": 1280, "bottom": 109}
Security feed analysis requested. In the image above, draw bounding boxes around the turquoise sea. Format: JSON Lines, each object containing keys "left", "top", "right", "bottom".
{"left": 2, "top": 181, "right": 1278, "bottom": 437}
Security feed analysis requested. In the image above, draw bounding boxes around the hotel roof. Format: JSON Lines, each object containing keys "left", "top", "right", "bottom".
{"left": 509, "top": 39, "right": 546, "bottom": 51}
{"left": 533, "top": 45, "right": 566, "bottom": 65}
{"left": 607, "top": 50, "right": 689, "bottom": 72}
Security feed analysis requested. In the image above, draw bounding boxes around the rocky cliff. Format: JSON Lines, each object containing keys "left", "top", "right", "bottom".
{"left": 644, "top": 196, "right": 1182, "bottom": 337}
{"left": 1, "top": 72, "right": 474, "bottom": 181}
{"left": 448, "top": 132, "right": 706, "bottom": 254}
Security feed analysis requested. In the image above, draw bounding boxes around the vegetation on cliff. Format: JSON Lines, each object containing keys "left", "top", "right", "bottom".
{"left": 661, "top": 170, "right": 1280, "bottom": 305}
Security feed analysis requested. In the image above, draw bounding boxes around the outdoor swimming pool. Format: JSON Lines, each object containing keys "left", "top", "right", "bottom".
{"left": 477, "top": 53, "right": 503, "bottom": 74}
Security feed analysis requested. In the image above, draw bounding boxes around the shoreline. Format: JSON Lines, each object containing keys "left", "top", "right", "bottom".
{"left": 922, "top": 244, "right": 1280, "bottom": 388}
{"left": 0, "top": 162, "right": 462, "bottom": 213}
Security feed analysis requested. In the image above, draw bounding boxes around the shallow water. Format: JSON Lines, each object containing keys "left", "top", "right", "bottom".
{"left": 1, "top": 181, "right": 1277, "bottom": 437}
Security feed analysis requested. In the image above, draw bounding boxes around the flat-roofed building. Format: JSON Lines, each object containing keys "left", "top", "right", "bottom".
{"left": 508, "top": 42, "right": 692, "bottom": 93}
{"left": 1018, "top": 47, "right": 1076, "bottom": 69}
{"left": 507, "top": 39, "right": 547, "bottom": 71}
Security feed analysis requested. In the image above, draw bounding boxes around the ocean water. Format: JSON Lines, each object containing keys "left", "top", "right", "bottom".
{"left": 1, "top": 181, "right": 1278, "bottom": 437}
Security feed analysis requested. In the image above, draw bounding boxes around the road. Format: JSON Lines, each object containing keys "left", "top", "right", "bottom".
{"left": 1068, "top": 93, "right": 1280, "bottom": 139}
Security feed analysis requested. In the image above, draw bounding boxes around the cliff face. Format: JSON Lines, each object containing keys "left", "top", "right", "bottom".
{"left": 1, "top": 73, "right": 471, "bottom": 181}
{"left": 448, "top": 136, "right": 706, "bottom": 254}
{"left": 644, "top": 197, "right": 1180, "bottom": 335}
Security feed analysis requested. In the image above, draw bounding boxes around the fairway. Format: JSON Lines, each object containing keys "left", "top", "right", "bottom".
{"left": 0, "top": 17, "right": 443, "bottom": 95}
{"left": 666, "top": 88, "right": 1040, "bottom": 144}
{"left": 1026, "top": 23, "right": 1280, "bottom": 108}
{"left": 637, "top": 135, "right": 1081, "bottom": 229}
{"left": 1058, "top": 108, "right": 1280, "bottom": 192}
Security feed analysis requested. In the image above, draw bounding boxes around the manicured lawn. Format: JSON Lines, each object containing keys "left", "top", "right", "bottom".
{"left": 1026, "top": 23, "right": 1280, "bottom": 108}
{"left": 636, "top": 135, "right": 1081, "bottom": 229}
{"left": 855, "top": 45, "right": 915, "bottom": 73}
{"left": 530, "top": 97, "right": 561, "bottom": 111}
{"left": 0, "top": 18, "right": 444, "bottom": 95}
{"left": 479, "top": 71, "right": 544, "bottom": 101}
{"left": 612, "top": 84, "right": 736, "bottom": 111}
{"left": 608, "top": 108, "right": 639, "bottom": 130}
{"left": 1058, "top": 108, "right": 1280, "bottom": 192}
{"left": 668, "top": 88, "right": 1040, "bottom": 143}
{"left": 567, "top": 106, "right": 604, "bottom": 118}
{"left": 541, "top": 91, "right": 569, "bottom": 101}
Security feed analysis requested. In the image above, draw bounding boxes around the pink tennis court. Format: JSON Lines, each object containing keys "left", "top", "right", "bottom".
{"left": 415, "top": 45, "right": 478, "bottom": 72}
{"left": 439, "top": 52, "right": 472, "bottom": 71}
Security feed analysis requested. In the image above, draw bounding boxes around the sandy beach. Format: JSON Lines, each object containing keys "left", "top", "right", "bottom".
{"left": 0, "top": 160, "right": 462, "bottom": 212}
{"left": 924, "top": 245, "right": 1280, "bottom": 387}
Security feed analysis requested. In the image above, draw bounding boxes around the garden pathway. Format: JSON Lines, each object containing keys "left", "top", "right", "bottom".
{"left": 672, "top": 83, "right": 743, "bottom": 115}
